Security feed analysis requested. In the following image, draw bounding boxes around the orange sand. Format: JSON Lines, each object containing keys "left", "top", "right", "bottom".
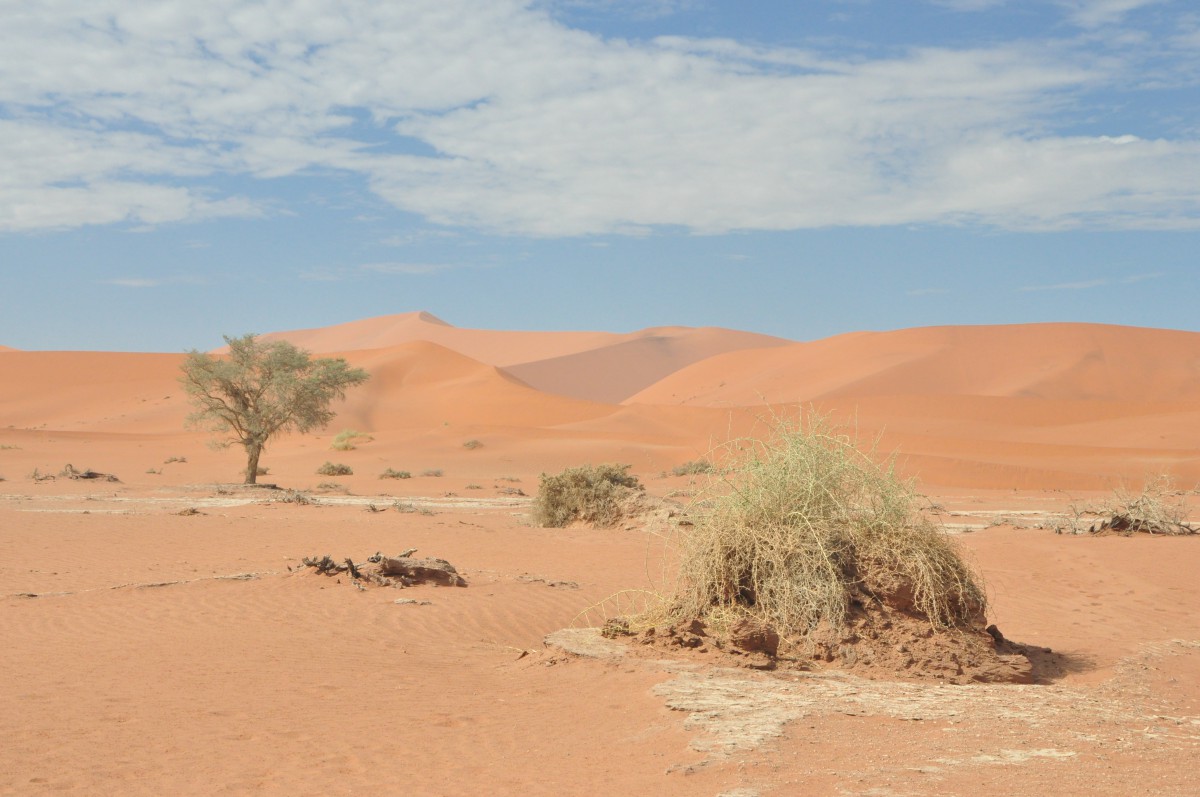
{"left": 2, "top": 317, "right": 1199, "bottom": 794}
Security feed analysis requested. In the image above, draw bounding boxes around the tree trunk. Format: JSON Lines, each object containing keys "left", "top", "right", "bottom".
{"left": 244, "top": 442, "right": 262, "bottom": 485}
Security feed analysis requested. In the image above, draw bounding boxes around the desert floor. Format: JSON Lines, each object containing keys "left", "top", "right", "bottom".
{"left": 3, "top": 472, "right": 1198, "bottom": 796}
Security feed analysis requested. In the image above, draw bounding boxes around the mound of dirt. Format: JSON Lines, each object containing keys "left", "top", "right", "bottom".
{"left": 603, "top": 598, "right": 1040, "bottom": 684}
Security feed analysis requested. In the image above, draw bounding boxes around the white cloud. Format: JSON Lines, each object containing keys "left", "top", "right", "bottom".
{"left": 359, "top": 262, "right": 455, "bottom": 275}
{"left": 101, "top": 278, "right": 164, "bottom": 288}
{"left": 1019, "top": 278, "right": 1111, "bottom": 292}
{"left": 928, "top": 0, "right": 1007, "bottom": 11}
{"left": 1, "top": 0, "right": 1198, "bottom": 235}
{"left": 98, "top": 275, "right": 206, "bottom": 288}
{"left": 1059, "top": 0, "right": 1164, "bottom": 29}
{"left": 1020, "top": 271, "right": 1166, "bottom": 291}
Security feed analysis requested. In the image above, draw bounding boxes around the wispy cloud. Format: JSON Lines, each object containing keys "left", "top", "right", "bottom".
{"left": 360, "top": 262, "right": 455, "bottom": 275}
{"left": 928, "top": 0, "right": 1007, "bottom": 11}
{"left": 1059, "top": 0, "right": 1164, "bottom": 29}
{"left": 101, "top": 278, "right": 164, "bottom": 289}
{"left": 1019, "top": 278, "right": 1111, "bottom": 292}
{"left": 1018, "top": 272, "right": 1165, "bottom": 292}
{"left": 380, "top": 230, "right": 460, "bottom": 247}
{"left": 98, "top": 275, "right": 206, "bottom": 288}
{"left": 2, "top": 1, "right": 1199, "bottom": 235}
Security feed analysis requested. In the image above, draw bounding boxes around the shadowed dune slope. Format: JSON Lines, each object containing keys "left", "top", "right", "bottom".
{"left": 256, "top": 312, "right": 788, "bottom": 402}
{"left": 332, "top": 341, "right": 619, "bottom": 431}
{"left": 502, "top": 327, "right": 789, "bottom": 403}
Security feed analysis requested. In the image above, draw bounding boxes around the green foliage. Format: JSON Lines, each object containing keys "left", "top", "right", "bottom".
{"left": 316, "top": 461, "right": 353, "bottom": 476}
{"left": 379, "top": 468, "right": 412, "bottom": 479}
{"left": 531, "top": 463, "right": 643, "bottom": 528}
{"left": 179, "top": 334, "right": 369, "bottom": 484}
{"left": 331, "top": 429, "right": 373, "bottom": 451}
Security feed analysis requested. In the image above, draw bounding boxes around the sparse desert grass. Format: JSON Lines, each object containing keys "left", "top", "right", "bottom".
{"left": 466, "top": 483, "right": 483, "bottom": 490}
{"left": 316, "top": 461, "right": 353, "bottom": 476}
{"left": 1058, "top": 474, "right": 1196, "bottom": 535}
{"left": 379, "top": 468, "right": 412, "bottom": 480}
{"left": 531, "top": 463, "right": 643, "bottom": 528}
{"left": 331, "top": 429, "right": 373, "bottom": 451}
{"left": 420, "top": 468, "right": 444, "bottom": 478}
{"left": 463, "top": 439, "right": 483, "bottom": 450}
{"left": 393, "top": 500, "right": 434, "bottom": 516}
{"left": 164, "top": 455, "right": 187, "bottom": 464}
{"left": 671, "top": 459, "right": 713, "bottom": 477}
{"left": 278, "top": 489, "right": 314, "bottom": 505}
{"left": 660, "top": 415, "right": 986, "bottom": 641}
{"left": 315, "top": 481, "right": 347, "bottom": 492}
{"left": 0, "top": 444, "right": 21, "bottom": 450}
{"left": 496, "top": 475, "right": 521, "bottom": 483}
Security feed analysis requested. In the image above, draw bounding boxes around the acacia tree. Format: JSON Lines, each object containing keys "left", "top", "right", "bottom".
{"left": 180, "top": 334, "right": 370, "bottom": 484}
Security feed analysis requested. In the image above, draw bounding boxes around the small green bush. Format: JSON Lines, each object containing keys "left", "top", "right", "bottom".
{"left": 316, "top": 461, "right": 353, "bottom": 476}
{"left": 331, "top": 429, "right": 373, "bottom": 451}
{"left": 463, "top": 439, "right": 483, "bottom": 450}
{"left": 531, "top": 463, "right": 643, "bottom": 528}
{"left": 379, "top": 468, "right": 412, "bottom": 480}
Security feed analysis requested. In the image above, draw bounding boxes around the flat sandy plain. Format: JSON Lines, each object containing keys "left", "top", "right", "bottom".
{"left": 3, "top": 314, "right": 1199, "bottom": 796}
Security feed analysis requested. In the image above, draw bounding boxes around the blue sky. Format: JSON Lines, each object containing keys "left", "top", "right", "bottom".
{"left": 2, "top": 0, "right": 1198, "bottom": 351}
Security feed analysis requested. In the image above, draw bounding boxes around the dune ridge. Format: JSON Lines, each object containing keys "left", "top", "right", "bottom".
{"left": 1, "top": 319, "right": 1198, "bottom": 491}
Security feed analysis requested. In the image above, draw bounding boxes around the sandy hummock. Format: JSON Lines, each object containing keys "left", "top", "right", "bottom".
{"left": 2, "top": 316, "right": 1199, "bottom": 795}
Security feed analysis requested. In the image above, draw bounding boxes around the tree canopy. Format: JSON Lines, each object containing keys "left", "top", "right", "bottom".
{"left": 180, "top": 334, "right": 370, "bottom": 484}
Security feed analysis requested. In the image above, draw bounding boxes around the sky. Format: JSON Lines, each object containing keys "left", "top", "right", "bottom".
{"left": 1, "top": 0, "right": 1198, "bottom": 352}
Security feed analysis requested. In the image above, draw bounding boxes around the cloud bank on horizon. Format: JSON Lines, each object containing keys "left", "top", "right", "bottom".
{"left": 3, "top": 0, "right": 1199, "bottom": 237}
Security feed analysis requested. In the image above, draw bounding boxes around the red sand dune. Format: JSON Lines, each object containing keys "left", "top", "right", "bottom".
{"left": 622, "top": 323, "right": 1200, "bottom": 490}
{"left": 627, "top": 323, "right": 1200, "bottom": 406}
{"left": 256, "top": 311, "right": 789, "bottom": 402}
{"left": 503, "top": 326, "right": 789, "bottom": 403}
{"left": 255, "top": 311, "right": 623, "bottom": 365}
{"left": 2, "top": 319, "right": 1198, "bottom": 492}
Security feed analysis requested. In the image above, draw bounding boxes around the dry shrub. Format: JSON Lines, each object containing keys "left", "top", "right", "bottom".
{"left": 668, "top": 416, "right": 985, "bottom": 641}
{"left": 316, "top": 461, "right": 353, "bottom": 476}
{"left": 671, "top": 459, "right": 713, "bottom": 477}
{"left": 532, "top": 463, "right": 643, "bottom": 528}
{"left": 331, "top": 429, "right": 373, "bottom": 451}
{"left": 1078, "top": 474, "right": 1196, "bottom": 535}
